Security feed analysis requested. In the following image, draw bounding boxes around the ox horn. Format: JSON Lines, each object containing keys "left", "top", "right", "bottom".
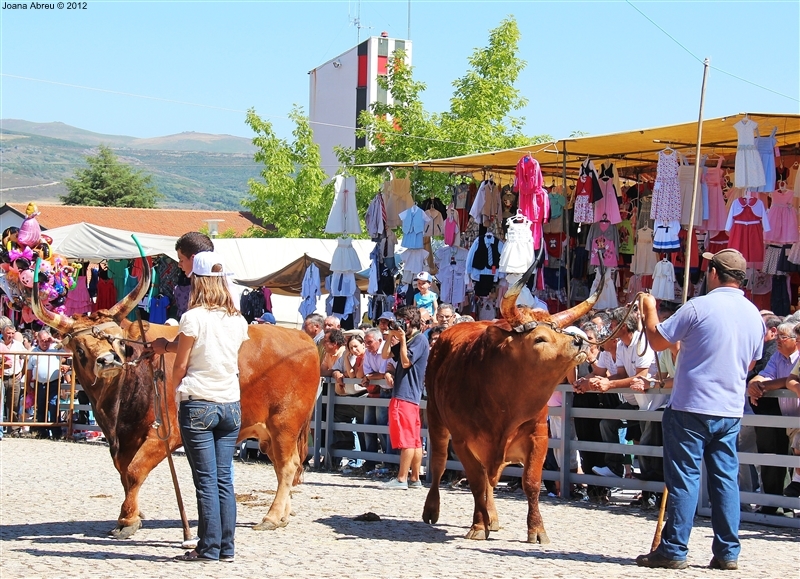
{"left": 105, "top": 235, "right": 152, "bottom": 323}
{"left": 31, "top": 257, "right": 75, "bottom": 335}
{"left": 549, "top": 253, "right": 607, "bottom": 328}
{"left": 499, "top": 243, "right": 545, "bottom": 327}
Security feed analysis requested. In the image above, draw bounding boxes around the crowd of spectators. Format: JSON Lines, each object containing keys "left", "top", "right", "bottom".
{"left": 548, "top": 301, "right": 799, "bottom": 515}
{"left": 1, "top": 317, "right": 72, "bottom": 441}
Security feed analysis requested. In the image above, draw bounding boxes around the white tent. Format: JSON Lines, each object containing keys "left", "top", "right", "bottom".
{"left": 46, "top": 222, "right": 179, "bottom": 260}
{"left": 214, "top": 238, "right": 374, "bottom": 327}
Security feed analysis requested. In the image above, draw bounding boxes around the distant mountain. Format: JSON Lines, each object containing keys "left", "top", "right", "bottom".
{"left": 0, "top": 123, "right": 262, "bottom": 210}
{"left": 0, "top": 120, "right": 256, "bottom": 154}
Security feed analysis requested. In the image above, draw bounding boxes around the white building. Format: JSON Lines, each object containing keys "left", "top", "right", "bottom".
{"left": 309, "top": 34, "right": 412, "bottom": 176}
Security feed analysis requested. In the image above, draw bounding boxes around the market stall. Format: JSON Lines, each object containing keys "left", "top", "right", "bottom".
{"left": 354, "top": 112, "right": 800, "bottom": 316}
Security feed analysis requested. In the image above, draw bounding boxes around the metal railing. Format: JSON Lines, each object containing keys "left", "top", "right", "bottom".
{"left": 309, "top": 379, "right": 800, "bottom": 529}
{"left": 1, "top": 350, "right": 79, "bottom": 438}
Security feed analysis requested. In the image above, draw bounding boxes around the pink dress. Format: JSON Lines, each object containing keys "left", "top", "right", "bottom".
{"left": 594, "top": 163, "right": 622, "bottom": 224}
{"left": 702, "top": 157, "right": 728, "bottom": 234}
{"left": 763, "top": 189, "right": 799, "bottom": 244}
{"left": 64, "top": 276, "right": 93, "bottom": 317}
{"left": 515, "top": 155, "right": 548, "bottom": 249}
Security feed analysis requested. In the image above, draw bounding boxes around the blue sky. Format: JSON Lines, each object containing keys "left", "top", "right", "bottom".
{"left": 1, "top": 0, "right": 798, "bottom": 144}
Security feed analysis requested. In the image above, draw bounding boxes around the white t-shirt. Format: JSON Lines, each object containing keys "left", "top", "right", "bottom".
{"left": 616, "top": 331, "right": 655, "bottom": 406}
{"left": 177, "top": 307, "right": 249, "bottom": 403}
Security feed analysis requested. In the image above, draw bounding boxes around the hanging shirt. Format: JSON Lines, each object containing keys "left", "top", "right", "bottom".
{"left": 299, "top": 263, "right": 321, "bottom": 318}
{"left": 399, "top": 206, "right": 430, "bottom": 249}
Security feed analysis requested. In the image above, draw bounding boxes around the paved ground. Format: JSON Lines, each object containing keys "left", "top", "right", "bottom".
{"left": 1, "top": 438, "right": 797, "bottom": 578}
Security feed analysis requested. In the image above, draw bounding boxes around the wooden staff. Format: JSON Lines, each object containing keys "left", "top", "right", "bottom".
{"left": 651, "top": 487, "right": 669, "bottom": 552}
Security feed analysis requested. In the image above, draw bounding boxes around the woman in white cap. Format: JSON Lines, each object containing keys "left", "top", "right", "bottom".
{"left": 169, "top": 251, "right": 249, "bottom": 563}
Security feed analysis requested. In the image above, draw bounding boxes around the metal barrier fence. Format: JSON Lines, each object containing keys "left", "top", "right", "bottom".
{"left": 0, "top": 350, "right": 82, "bottom": 439}
{"left": 311, "top": 379, "right": 800, "bottom": 529}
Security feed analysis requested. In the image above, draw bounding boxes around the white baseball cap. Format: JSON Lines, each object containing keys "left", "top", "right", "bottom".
{"left": 415, "top": 271, "right": 433, "bottom": 283}
{"left": 191, "top": 251, "right": 232, "bottom": 277}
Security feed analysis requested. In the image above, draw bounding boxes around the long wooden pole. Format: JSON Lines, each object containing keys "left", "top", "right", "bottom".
{"left": 681, "top": 58, "right": 711, "bottom": 303}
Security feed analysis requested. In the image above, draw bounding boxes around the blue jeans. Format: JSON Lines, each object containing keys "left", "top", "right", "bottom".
{"left": 658, "top": 407, "right": 741, "bottom": 562}
{"left": 179, "top": 400, "right": 241, "bottom": 560}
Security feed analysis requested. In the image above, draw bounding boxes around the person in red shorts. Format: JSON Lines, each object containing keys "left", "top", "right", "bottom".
{"left": 381, "top": 305, "right": 429, "bottom": 489}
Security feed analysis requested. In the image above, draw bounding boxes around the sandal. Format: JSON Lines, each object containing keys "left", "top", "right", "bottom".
{"left": 174, "top": 550, "right": 215, "bottom": 562}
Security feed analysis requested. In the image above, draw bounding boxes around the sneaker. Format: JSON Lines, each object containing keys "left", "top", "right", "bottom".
{"left": 408, "top": 479, "right": 423, "bottom": 488}
{"left": 383, "top": 478, "right": 408, "bottom": 490}
{"left": 220, "top": 555, "right": 235, "bottom": 563}
{"left": 636, "top": 551, "right": 688, "bottom": 569}
{"left": 784, "top": 481, "right": 800, "bottom": 498}
{"left": 592, "top": 466, "right": 622, "bottom": 478}
{"left": 709, "top": 557, "right": 738, "bottom": 570}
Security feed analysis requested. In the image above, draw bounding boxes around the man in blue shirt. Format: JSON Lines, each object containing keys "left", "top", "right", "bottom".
{"left": 638, "top": 249, "right": 765, "bottom": 571}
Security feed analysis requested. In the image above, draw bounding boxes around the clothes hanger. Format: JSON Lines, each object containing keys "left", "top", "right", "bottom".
{"left": 599, "top": 213, "right": 610, "bottom": 224}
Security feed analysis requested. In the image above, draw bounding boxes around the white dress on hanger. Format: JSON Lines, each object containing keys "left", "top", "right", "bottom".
{"left": 325, "top": 175, "right": 362, "bottom": 235}
{"left": 733, "top": 118, "right": 766, "bottom": 189}
{"left": 499, "top": 215, "right": 534, "bottom": 274}
{"left": 330, "top": 237, "right": 363, "bottom": 273}
{"left": 590, "top": 268, "right": 618, "bottom": 309}
{"left": 651, "top": 260, "right": 676, "bottom": 300}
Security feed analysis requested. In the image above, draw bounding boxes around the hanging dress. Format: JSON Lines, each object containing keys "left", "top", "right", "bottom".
{"left": 725, "top": 197, "right": 770, "bottom": 268}
{"left": 631, "top": 227, "right": 658, "bottom": 275}
{"left": 678, "top": 154, "right": 703, "bottom": 227}
{"left": 590, "top": 268, "right": 618, "bottom": 309}
{"left": 499, "top": 215, "right": 535, "bottom": 274}
{"left": 330, "top": 237, "right": 363, "bottom": 273}
{"left": 64, "top": 276, "right": 93, "bottom": 317}
{"left": 651, "top": 260, "right": 677, "bottom": 300}
{"left": 652, "top": 220, "right": 681, "bottom": 253}
{"left": 515, "top": 155, "right": 548, "bottom": 249}
{"left": 594, "top": 163, "right": 622, "bottom": 224}
{"left": 651, "top": 149, "right": 681, "bottom": 222}
{"left": 733, "top": 118, "right": 766, "bottom": 189}
{"left": 763, "top": 188, "right": 799, "bottom": 245}
{"left": 702, "top": 156, "right": 728, "bottom": 234}
{"left": 755, "top": 126, "right": 778, "bottom": 193}
{"left": 574, "top": 159, "right": 601, "bottom": 224}
{"left": 325, "top": 175, "right": 362, "bottom": 234}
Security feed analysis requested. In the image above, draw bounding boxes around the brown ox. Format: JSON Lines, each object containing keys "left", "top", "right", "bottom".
{"left": 422, "top": 265, "right": 601, "bottom": 543}
{"left": 31, "top": 257, "right": 319, "bottom": 539}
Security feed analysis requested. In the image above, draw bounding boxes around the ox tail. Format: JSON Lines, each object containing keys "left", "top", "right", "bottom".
{"left": 293, "top": 410, "right": 313, "bottom": 486}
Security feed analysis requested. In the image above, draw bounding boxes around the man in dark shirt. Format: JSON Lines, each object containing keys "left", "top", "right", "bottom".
{"left": 381, "top": 306, "right": 429, "bottom": 489}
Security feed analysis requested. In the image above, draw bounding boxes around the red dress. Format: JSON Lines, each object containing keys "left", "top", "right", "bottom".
{"left": 727, "top": 199, "right": 766, "bottom": 268}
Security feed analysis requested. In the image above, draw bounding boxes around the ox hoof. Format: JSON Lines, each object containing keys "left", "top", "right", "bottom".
{"left": 527, "top": 530, "right": 550, "bottom": 544}
{"left": 465, "top": 527, "right": 489, "bottom": 540}
{"left": 422, "top": 506, "right": 439, "bottom": 525}
{"left": 109, "top": 520, "right": 142, "bottom": 540}
{"left": 253, "top": 517, "right": 289, "bottom": 531}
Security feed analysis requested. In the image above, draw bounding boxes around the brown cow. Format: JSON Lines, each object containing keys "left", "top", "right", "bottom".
{"left": 31, "top": 257, "right": 319, "bottom": 539}
{"left": 422, "top": 264, "right": 601, "bottom": 543}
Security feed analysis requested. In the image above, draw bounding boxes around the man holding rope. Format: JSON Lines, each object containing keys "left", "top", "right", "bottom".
{"left": 637, "top": 249, "right": 764, "bottom": 571}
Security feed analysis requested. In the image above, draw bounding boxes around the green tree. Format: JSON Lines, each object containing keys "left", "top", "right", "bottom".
{"left": 340, "top": 16, "right": 550, "bottom": 207}
{"left": 243, "top": 106, "right": 333, "bottom": 238}
{"left": 61, "top": 145, "right": 160, "bottom": 207}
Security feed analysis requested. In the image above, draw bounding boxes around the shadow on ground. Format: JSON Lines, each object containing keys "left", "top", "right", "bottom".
{"left": 315, "top": 514, "right": 452, "bottom": 544}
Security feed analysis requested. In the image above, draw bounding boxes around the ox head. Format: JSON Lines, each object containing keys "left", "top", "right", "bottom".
{"left": 498, "top": 250, "right": 606, "bottom": 365}
{"left": 500, "top": 252, "right": 604, "bottom": 332}
{"left": 31, "top": 253, "right": 151, "bottom": 384}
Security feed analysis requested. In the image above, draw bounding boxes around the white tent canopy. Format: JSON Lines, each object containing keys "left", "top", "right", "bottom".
{"left": 43, "top": 225, "right": 375, "bottom": 327}
{"left": 46, "top": 222, "right": 179, "bottom": 261}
